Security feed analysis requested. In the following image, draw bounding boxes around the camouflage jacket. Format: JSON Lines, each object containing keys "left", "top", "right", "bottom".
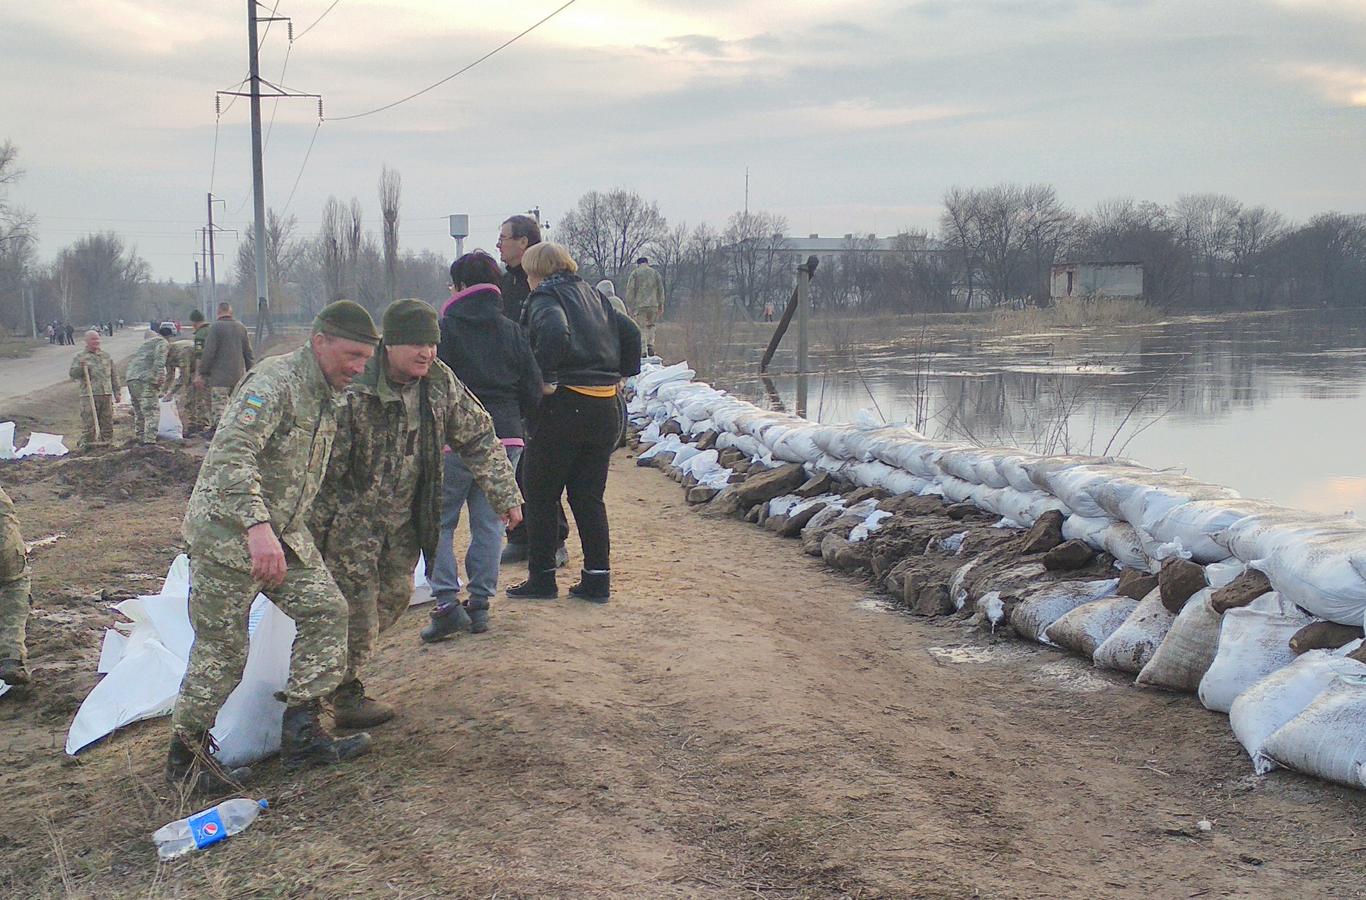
{"left": 625, "top": 264, "right": 665, "bottom": 316}
{"left": 310, "top": 347, "right": 521, "bottom": 575}
{"left": 165, "top": 340, "right": 198, "bottom": 393}
{"left": 68, "top": 349, "right": 119, "bottom": 396}
{"left": 183, "top": 345, "right": 341, "bottom": 571}
{"left": 125, "top": 336, "right": 170, "bottom": 386}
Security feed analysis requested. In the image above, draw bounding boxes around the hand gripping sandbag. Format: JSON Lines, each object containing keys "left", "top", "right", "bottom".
{"left": 1044, "top": 596, "right": 1139, "bottom": 659}
{"left": 1012, "top": 579, "right": 1119, "bottom": 645}
{"left": 1261, "top": 674, "right": 1366, "bottom": 788}
{"left": 1229, "top": 649, "right": 1366, "bottom": 776}
{"left": 1092, "top": 588, "right": 1176, "bottom": 674}
{"left": 1197, "top": 592, "right": 1312, "bottom": 714}
{"left": 1136, "top": 588, "right": 1224, "bottom": 693}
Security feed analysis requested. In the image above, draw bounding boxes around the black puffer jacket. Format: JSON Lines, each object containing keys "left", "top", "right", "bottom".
{"left": 439, "top": 284, "right": 542, "bottom": 440}
{"left": 524, "top": 273, "right": 642, "bottom": 387}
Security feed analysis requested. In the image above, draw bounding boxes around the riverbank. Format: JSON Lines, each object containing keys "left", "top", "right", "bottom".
{"left": 1, "top": 380, "right": 1363, "bottom": 895}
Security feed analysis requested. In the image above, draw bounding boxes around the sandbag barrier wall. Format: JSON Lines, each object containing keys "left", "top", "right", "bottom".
{"left": 626, "top": 362, "right": 1366, "bottom": 792}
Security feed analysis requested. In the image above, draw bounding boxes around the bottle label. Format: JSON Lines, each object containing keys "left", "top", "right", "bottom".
{"left": 188, "top": 808, "right": 227, "bottom": 850}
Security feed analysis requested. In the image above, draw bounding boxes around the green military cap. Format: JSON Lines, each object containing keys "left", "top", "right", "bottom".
{"left": 189, "top": 309, "right": 206, "bottom": 323}
{"left": 315, "top": 300, "right": 380, "bottom": 345}
{"left": 382, "top": 298, "right": 440, "bottom": 346}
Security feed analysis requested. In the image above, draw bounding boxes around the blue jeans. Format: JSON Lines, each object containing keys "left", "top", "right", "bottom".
{"left": 430, "top": 445, "right": 521, "bottom": 605}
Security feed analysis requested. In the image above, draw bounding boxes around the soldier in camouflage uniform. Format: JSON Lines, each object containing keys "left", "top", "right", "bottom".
{"left": 169, "top": 301, "right": 380, "bottom": 794}
{"left": 125, "top": 325, "right": 174, "bottom": 444}
{"left": 310, "top": 299, "right": 521, "bottom": 728}
{"left": 184, "top": 309, "right": 212, "bottom": 433}
{"left": 0, "top": 485, "right": 32, "bottom": 688}
{"left": 68, "top": 330, "right": 119, "bottom": 449}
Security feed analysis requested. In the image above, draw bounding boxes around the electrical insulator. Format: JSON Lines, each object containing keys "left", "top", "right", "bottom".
{"left": 216, "top": 95, "right": 221, "bottom": 116}
{"left": 318, "top": 98, "right": 324, "bottom": 120}
{"left": 288, "top": 21, "right": 294, "bottom": 41}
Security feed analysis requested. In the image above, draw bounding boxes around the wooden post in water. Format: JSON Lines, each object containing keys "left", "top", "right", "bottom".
{"left": 795, "top": 257, "right": 813, "bottom": 418}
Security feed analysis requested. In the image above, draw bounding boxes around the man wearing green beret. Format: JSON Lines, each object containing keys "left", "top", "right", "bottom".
{"left": 311, "top": 298, "right": 522, "bottom": 728}
{"left": 169, "top": 300, "right": 381, "bottom": 794}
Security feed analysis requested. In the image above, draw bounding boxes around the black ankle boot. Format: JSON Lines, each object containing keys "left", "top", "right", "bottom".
{"left": 568, "top": 570, "right": 610, "bottom": 603}
{"left": 507, "top": 569, "right": 558, "bottom": 599}
{"left": 165, "top": 729, "right": 253, "bottom": 795}
{"left": 281, "top": 699, "right": 372, "bottom": 772}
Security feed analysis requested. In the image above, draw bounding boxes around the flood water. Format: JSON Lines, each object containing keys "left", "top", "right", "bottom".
{"left": 732, "top": 309, "right": 1366, "bottom": 518}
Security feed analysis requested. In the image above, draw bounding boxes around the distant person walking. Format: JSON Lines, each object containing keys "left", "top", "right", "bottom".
{"left": 69, "top": 329, "right": 118, "bottom": 449}
{"left": 125, "top": 325, "right": 173, "bottom": 445}
{"left": 763, "top": 300, "right": 776, "bottom": 323}
{"left": 625, "top": 257, "right": 665, "bottom": 357}
{"left": 64, "top": 323, "right": 74, "bottom": 346}
{"left": 507, "top": 243, "right": 641, "bottom": 603}
{"left": 198, "top": 301, "right": 254, "bottom": 429}
{"left": 423, "top": 252, "right": 541, "bottom": 641}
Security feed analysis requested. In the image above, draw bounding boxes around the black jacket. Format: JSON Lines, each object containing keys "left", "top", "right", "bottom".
{"left": 501, "top": 265, "right": 530, "bottom": 324}
{"left": 524, "top": 273, "right": 642, "bottom": 387}
{"left": 438, "top": 285, "right": 543, "bottom": 440}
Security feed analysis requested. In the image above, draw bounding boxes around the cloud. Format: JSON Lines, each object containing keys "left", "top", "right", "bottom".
{"left": 1285, "top": 63, "right": 1366, "bottom": 106}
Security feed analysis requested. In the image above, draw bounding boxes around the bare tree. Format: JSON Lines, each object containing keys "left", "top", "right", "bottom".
{"left": 379, "top": 165, "right": 401, "bottom": 302}
{"left": 723, "top": 210, "right": 789, "bottom": 316}
{"left": 318, "top": 196, "right": 348, "bottom": 303}
{"left": 236, "top": 209, "right": 303, "bottom": 317}
{"left": 648, "top": 222, "right": 689, "bottom": 308}
{"left": 558, "top": 189, "right": 667, "bottom": 281}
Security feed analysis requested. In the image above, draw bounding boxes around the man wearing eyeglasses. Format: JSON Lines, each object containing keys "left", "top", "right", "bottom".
{"left": 496, "top": 214, "right": 541, "bottom": 324}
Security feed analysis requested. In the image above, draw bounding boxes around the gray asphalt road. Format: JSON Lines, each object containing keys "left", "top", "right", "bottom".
{"left": 0, "top": 329, "right": 152, "bottom": 413}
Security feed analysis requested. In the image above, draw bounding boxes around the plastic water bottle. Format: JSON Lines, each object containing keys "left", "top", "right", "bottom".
{"left": 153, "top": 798, "right": 269, "bottom": 860}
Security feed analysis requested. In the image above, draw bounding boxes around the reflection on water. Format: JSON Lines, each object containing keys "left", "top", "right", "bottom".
{"left": 733, "top": 310, "right": 1366, "bottom": 517}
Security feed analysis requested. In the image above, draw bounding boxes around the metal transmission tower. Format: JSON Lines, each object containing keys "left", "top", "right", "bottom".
{"left": 219, "top": 2, "right": 321, "bottom": 345}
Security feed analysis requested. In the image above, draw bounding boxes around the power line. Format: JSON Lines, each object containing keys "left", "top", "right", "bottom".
{"left": 329, "top": 0, "right": 581, "bottom": 122}
{"left": 281, "top": 120, "right": 323, "bottom": 215}
{"left": 295, "top": 0, "right": 343, "bottom": 40}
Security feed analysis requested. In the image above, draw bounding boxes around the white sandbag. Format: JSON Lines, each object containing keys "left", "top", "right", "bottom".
{"left": 849, "top": 460, "right": 896, "bottom": 489}
{"left": 637, "top": 433, "right": 681, "bottom": 461}
{"left": 157, "top": 398, "right": 184, "bottom": 440}
{"left": 14, "top": 432, "right": 68, "bottom": 458}
{"left": 1045, "top": 596, "right": 1139, "bottom": 659}
{"left": 1062, "top": 514, "right": 1110, "bottom": 547}
{"left": 882, "top": 469, "right": 931, "bottom": 496}
{"left": 800, "top": 503, "right": 846, "bottom": 536}
{"left": 1262, "top": 674, "right": 1366, "bottom": 788}
{"left": 1253, "top": 531, "right": 1366, "bottom": 626}
{"left": 1205, "top": 558, "right": 1247, "bottom": 589}
{"left": 1046, "top": 465, "right": 1119, "bottom": 518}
{"left": 949, "top": 559, "right": 978, "bottom": 611}
{"left": 1136, "top": 589, "right": 1223, "bottom": 692}
{"left": 1092, "top": 589, "right": 1175, "bottom": 674}
{"left": 876, "top": 439, "right": 959, "bottom": 479}
{"left": 211, "top": 597, "right": 296, "bottom": 767}
{"left": 1198, "top": 593, "right": 1313, "bottom": 713}
{"left": 999, "top": 453, "right": 1042, "bottom": 494}
{"left": 848, "top": 510, "right": 892, "bottom": 543}
{"left": 1229, "top": 651, "right": 1366, "bottom": 775}
{"left": 0, "top": 421, "right": 14, "bottom": 459}
{"left": 1101, "top": 522, "right": 1153, "bottom": 572}
{"left": 1216, "top": 506, "right": 1358, "bottom": 563}
{"left": 1012, "top": 578, "right": 1120, "bottom": 644}
{"left": 1146, "top": 500, "right": 1261, "bottom": 563}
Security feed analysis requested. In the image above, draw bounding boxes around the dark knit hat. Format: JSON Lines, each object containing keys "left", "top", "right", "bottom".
{"left": 189, "top": 309, "right": 205, "bottom": 323}
{"left": 314, "top": 300, "right": 380, "bottom": 345}
{"left": 157, "top": 325, "right": 176, "bottom": 337}
{"left": 381, "top": 298, "right": 440, "bottom": 346}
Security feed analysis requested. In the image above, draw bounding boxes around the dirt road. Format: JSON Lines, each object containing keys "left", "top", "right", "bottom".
{"left": 0, "top": 327, "right": 148, "bottom": 412}
{"left": 1, "top": 372, "right": 1363, "bottom": 897}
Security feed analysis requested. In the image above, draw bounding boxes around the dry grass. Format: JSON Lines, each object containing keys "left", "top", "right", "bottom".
{"left": 0, "top": 334, "right": 42, "bottom": 360}
{"left": 989, "top": 297, "right": 1159, "bottom": 334}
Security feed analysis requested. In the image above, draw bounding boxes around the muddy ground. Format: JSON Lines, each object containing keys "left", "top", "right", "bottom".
{"left": 1, "top": 370, "right": 1364, "bottom": 897}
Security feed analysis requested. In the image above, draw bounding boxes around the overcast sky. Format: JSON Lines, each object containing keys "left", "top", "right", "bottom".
{"left": 4, "top": 0, "right": 1365, "bottom": 281}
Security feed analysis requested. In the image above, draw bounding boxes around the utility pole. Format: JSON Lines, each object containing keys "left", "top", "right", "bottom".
{"left": 25, "top": 285, "right": 37, "bottom": 340}
{"left": 206, "top": 193, "right": 221, "bottom": 316}
{"left": 246, "top": 0, "right": 271, "bottom": 345}
{"left": 199, "top": 229, "right": 208, "bottom": 316}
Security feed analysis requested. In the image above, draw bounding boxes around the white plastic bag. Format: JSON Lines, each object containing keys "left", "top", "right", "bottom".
{"left": 0, "top": 421, "right": 14, "bottom": 459}
{"left": 211, "top": 597, "right": 296, "bottom": 767}
{"left": 1229, "top": 650, "right": 1366, "bottom": 775}
{"left": 158, "top": 398, "right": 184, "bottom": 440}
{"left": 1198, "top": 593, "right": 1313, "bottom": 714}
{"left": 1262, "top": 674, "right": 1366, "bottom": 788}
{"left": 1136, "top": 589, "right": 1223, "bottom": 693}
{"left": 14, "top": 432, "right": 68, "bottom": 458}
{"left": 1092, "top": 589, "right": 1175, "bottom": 674}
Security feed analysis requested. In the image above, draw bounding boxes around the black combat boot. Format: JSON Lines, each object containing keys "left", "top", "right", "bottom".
{"left": 165, "top": 729, "right": 253, "bottom": 795}
{"left": 331, "top": 678, "right": 395, "bottom": 729}
{"left": 0, "top": 658, "right": 30, "bottom": 685}
{"left": 465, "top": 597, "right": 490, "bottom": 634}
{"left": 500, "top": 541, "right": 528, "bottom": 564}
{"left": 281, "top": 699, "right": 372, "bottom": 772}
{"left": 507, "top": 569, "right": 558, "bottom": 599}
{"left": 420, "top": 601, "right": 471, "bottom": 643}
{"left": 568, "top": 570, "right": 611, "bottom": 604}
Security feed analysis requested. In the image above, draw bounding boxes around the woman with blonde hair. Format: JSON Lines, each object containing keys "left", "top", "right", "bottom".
{"left": 507, "top": 243, "right": 641, "bottom": 603}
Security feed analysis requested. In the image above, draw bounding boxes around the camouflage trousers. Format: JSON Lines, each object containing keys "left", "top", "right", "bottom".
{"left": 323, "top": 519, "right": 420, "bottom": 683}
{"left": 77, "top": 394, "right": 114, "bottom": 448}
{"left": 171, "top": 553, "right": 349, "bottom": 733}
{"left": 0, "top": 499, "right": 30, "bottom": 665}
{"left": 126, "top": 379, "right": 160, "bottom": 444}
{"left": 209, "top": 387, "right": 233, "bottom": 428}
{"left": 181, "top": 383, "right": 211, "bottom": 432}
